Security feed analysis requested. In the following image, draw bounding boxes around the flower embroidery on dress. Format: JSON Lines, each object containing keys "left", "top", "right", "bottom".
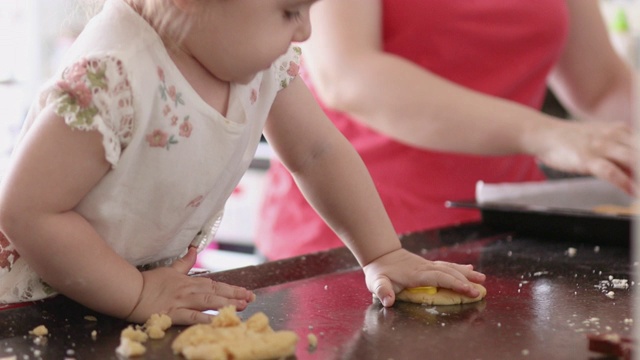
{"left": 56, "top": 59, "right": 106, "bottom": 128}
{"left": 0, "top": 232, "right": 19, "bottom": 271}
{"left": 158, "top": 67, "right": 184, "bottom": 108}
{"left": 286, "top": 61, "right": 300, "bottom": 77}
{"left": 146, "top": 129, "right": 178, "bottom": 149}
{"left": 277, "top": 46, "right": 302, "bottom": 89}
{"left": 53, "top": 55, "right": 134, "bottom": 167}
{"left": 148, "top": 66, "right": 194, "bottom": 150}
{"left": 179, "top": 117, "right": 193, "bottom": 138}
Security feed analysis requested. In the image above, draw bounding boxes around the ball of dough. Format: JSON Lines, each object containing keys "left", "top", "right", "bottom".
{"left": 396, "top": 283, "right": 487, "bottom": 305}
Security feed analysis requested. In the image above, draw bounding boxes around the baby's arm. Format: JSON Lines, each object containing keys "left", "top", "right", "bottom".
{"left": 264, "top": 78, "right": 485, "bottom": 305}
{"left": 0, "top": 106, "right": 252, "bottom": 324}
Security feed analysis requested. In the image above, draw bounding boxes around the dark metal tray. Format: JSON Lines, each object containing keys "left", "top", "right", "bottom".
{"left": 446, "top": 200, "right": 633, "bottom": 245}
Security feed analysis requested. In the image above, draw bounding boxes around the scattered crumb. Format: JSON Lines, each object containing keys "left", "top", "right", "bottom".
{"left": 605, "top": 291, "right": 615, "bottom": 299}
{"left": 91, "top": 330, "right": 97, "bottom": 340}
{"left": 144, "top": 313, "right": 172, "bottom": 339}
{"left": 121, "top": 326, "right": 148, "bottom": 343}
{"left": 594, "top": 246, "right": 600, "bottom": 253}
{"left": 146, "top": 326, "right": 166, "bottom": 340}
{"left": 307, "top": 333, "right": 318, "bottom": 350}
{"left": 324, "top": 285, "right": 328, "bottom": 290}
{"left": 115, "top": 313, "right": 173, "bottom": 358}
{"left": 30, "top": 325, "right": 48, "bottom": 337}
{"left": 566, "top": 247, "right": 577, "bottom": 257}
{"left": 611, "top": 279, "right": 629, "bottom": 289}
{"left": 116, "top": 337, "right": 146, "bottom": 357}
{"left": 84, "top": 315, "right": 97, "bottom": 322}
{"left": 171, "top": 306, "right": 298, "bottom": 360}
{"left": 0, "top": 356, "right": 17, "bottom": 360}
{"left": 624, "top": 318, "right": 633, "bottom": 325}
{"left": 425, "top": 307, "right": 439, "bottom": 315}
{"left": 522, "top": 349, "right": 529, "bottom": 356}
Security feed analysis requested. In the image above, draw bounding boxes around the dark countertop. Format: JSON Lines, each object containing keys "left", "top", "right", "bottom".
{"left": 0, "top": 223, "right": 634, "bottom": 359}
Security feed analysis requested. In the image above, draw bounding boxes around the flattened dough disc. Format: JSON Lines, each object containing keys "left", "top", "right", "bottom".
{"left": 396, "top": 283, "right": 487, "bottom": 305}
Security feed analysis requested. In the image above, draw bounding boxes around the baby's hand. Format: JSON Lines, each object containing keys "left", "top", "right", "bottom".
{"left": 362, "top": 248, "right": 485, "bottom": 307}
{"left": 126, "top": 247, "right": 255, "bottom": 325}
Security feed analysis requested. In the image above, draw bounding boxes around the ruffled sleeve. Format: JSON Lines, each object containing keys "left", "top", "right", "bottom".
{"left": 273, "top": 45, "right": 302, "bottom": 91}
{"left": 52, "top": 55, "right": 134, "bottom": 167}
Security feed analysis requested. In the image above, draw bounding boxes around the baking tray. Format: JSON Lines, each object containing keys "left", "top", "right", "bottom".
{"left": 446, "top": 200, "right": 633, "bottom": 245}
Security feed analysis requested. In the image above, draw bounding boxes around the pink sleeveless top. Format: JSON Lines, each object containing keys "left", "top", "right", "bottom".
{"left": 257, "top": 0, "right": 569, "bottom": 260}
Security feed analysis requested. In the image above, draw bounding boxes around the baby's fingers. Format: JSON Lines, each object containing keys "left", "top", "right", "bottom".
{"left": 205, "top": 278, "right": 256, "bottom": 304}
{"left": 434, "top": 261, "right": 486, "bottom": 283}
{"left": 369, "top": 275, "right": 395, "bottom": 307}
{"left": 171, "top": 247, "right": 198, "bottom": 274}
{"left": 169, "top": 308, "right": 215, "bottom": 326}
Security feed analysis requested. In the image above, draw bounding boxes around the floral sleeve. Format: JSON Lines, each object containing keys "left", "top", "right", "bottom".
{"left": 274, "top": 45, "right": 302, "bottom": 91}
{"left": 52, "top": 55, "right": 134, "bottom": 167}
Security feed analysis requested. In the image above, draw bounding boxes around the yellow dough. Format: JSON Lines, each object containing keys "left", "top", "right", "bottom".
{"left": 171, "top": 306, "right": 298, "bottom": 360}
{"left": 396, "top": 284, "right": 487, "bottom": 305}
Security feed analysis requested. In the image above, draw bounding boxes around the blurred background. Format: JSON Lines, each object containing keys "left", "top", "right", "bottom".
{"left": 0, "top": 0, "right": 638, "bottom": 271}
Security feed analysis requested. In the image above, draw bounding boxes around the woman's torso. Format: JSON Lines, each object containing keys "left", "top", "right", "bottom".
{"left": 259, "top": 0, "right": 570, "bottom": 259}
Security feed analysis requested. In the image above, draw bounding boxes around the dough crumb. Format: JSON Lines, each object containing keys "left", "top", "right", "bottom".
{"left": 144, "top": 313, "right": 172, "bottom": 339}
{"left": 116, "top": 337, "right": 146, "bottom": 357}
{"left": 566, "top": 247, "right": 577, "bottom": 257}
{"left": 115, "top": 313, "right": 172, "bottom": 358}
{"left": 605, "top": 291, "right": 615, "bottom": 299}
{"left": 121, "top": 326, "right": 148, "bottom": 343}
{"left": 308, "top": 333, "right": 318, "bottom": 349}
{"left": 30, "top": 325, "right": 48, "bottom": 337}
{"left": 84, "top": 315, "right": 97, "bottom": 321}
{"left": 172, "top": 306, "right": 298, "bottom": 360}
{"left": 91, "top": 330, "right": 97, "bottom": 340}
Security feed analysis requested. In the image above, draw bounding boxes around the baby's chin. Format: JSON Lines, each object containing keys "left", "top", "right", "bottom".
{"left": 237, "top": 69, "right": 268, "bottom": 85}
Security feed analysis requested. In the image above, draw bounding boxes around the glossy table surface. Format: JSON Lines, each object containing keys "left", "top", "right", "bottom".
{"left": 0, "top": 224, "right": 634, "bottom": 359}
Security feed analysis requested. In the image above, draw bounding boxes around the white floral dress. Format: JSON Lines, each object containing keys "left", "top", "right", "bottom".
{"left": 0, "top": 0, "right": 301, "bottom": 303}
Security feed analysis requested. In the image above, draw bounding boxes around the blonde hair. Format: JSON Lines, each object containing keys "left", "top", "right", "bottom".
{"left": 76, "top": 0, "right": 201, "bottom": 46}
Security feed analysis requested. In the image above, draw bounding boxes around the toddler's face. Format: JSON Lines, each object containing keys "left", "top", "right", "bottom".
{"left": 183, "top": 0, "right": 316, "bottom": 84}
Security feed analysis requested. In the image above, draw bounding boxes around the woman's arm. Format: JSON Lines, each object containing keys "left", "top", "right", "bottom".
{"left": 301, "top": 0, "right": 559, "bottom": 155}
{"left": 549, "top": 0, "right": 633, "bottom": 124}
{"left": 300, "top": 0, "right": 635, "bottom": 193}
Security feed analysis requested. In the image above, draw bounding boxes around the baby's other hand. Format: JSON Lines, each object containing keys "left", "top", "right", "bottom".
{"left": 126, "top": 247, "right": 255, "bottom": 325}
{"left": 362, "top": 248, "right": 485, "bottom": 307}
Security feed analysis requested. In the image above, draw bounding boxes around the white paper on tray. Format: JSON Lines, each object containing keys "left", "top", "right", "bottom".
{"left": 475, "top": 177, "right": 633, "bottom": 211}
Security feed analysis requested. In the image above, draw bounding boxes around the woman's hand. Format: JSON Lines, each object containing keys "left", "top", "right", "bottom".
{"left": 362, "top": 248, "right": 486, "bottom": 307}
{"left": 531, "top": 120, "right": 636, "bottom": 194}
{"left": 126, "top": 247, "right": 255, "bottom": 325}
